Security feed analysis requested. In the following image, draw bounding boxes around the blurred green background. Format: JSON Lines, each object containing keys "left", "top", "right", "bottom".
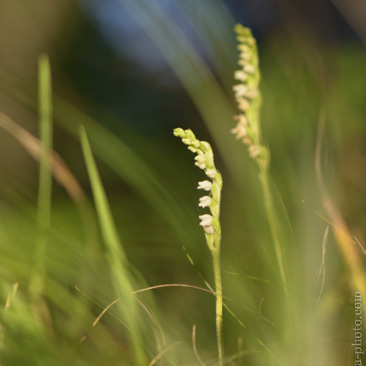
{"left": 0, "top": 0, "right": 365, "bottom": 365}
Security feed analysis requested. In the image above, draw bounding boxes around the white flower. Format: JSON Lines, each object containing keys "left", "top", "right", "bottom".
{"left": 245, "top": 88, "right": 258, "bottom": 99}
{"left": 249, "top": 145, "right": 260, "bottom": 158}
{"left": 244, "top": 64, "right": 255, "bottom": 74}
{"left": 234, "top": 71, "right": 248, "bottom": 82}
{"left": 205, "top": 169, "right": 217, "bottom": 179}
{"left": 231, "top": 125, "right": 247, "bottom": 139}
{"left": 243, "top": 137, "right": 252, "bottom": 145}
{"left": 199, "top": 214, "right": 212, "bottom": 227}
{"left": 195, "top": 162, "right": 206, "bottom": 170}
{"left": 195, "top": 155, "right": 205, "bottom": 163}
{"left": 233, "top": 84, "right": 248, "bottom": 98}
{"left": 197, "top": 180, "right": 212, "bottom": 191}
{"left": 234, "top": 114, "right": 248, "bottom": 126}
{"left": 188, "top": 146, "right": 197, "bottom": 153}
{"left": 199, "top": 196, "right": 211, "bottom": 208}
{"left": 240, "top": 51, "right": 251, "bottom": 61}
{"left": 238, "top": 44, "right": 250, "bottom": 53}
{"left": 204, "top": 226, "right": 214, "bottom": 234}
{"left": 238, "top": 98, "right": 250, "bottom": 111}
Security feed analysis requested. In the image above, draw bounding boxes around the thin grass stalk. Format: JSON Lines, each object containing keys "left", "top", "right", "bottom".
{"left": 259, "top": 166, "right": 289, "bottom": 296}
{"left": 79, "top": 125, "right": 146, "bottom": 365}
{"left": 212, "top": 247, "right": 223, "bottom": 365}
{"left": 29, "top": 55, "right": 53, "bottom": 300}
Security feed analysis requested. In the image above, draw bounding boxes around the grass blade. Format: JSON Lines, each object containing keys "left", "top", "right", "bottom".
{"left": 79, "top": 125, "right": 146, "bottom": 365}
{"left": 29, "top": 54, "right": 53, "bottom": 300}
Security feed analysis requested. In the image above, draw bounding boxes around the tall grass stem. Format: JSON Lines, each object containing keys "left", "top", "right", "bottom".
{"left": 259, "top": 166, "right": 289, "bottom": 297}
{"left": 29, "top": 54, "right": 53, "bottom": 300}
{"left": 212, "top": 248, "right": 223, "bottom": 366}
{"left": 79, "top": 125, "right": 146, "bottom": 365}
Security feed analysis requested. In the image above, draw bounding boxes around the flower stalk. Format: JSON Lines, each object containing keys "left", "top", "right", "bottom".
{"left": 173, "top": 128, "right": 224, "bottom": 365}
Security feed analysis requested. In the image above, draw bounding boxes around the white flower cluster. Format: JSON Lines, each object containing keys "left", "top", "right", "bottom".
{"left": 232, "top": 24, "right": 263, "bottom": 160}
{"left": 173, "top": 128, "right": 222, "bottom": 237}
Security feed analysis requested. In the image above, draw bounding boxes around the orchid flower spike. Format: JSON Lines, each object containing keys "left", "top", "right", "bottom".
{"left": 173, "top": 128, "right": 222, "bottom": 247}
{"left": 174, "top": 127, "right": 225, "bottom": 364}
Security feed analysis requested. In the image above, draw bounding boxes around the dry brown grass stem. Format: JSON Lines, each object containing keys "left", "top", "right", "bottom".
{"left": 0, "top": 112, "right": 84, "bottom": 202}
{"left": 133, "top": 283, "right": 215, "bottom": 295}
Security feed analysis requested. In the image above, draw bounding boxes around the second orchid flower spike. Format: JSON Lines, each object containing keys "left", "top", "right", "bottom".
{"left": 232, "top": 24, "right": 268, "bottom": 169}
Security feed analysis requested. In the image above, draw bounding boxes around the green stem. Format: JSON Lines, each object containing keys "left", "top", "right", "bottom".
{"left": 29, "top": 55, "right": 53, "bottom": 300}
{"left": 259, "top": 166, "right": 289, "bottom": 298}
{"left": 212, "top": 245, "right": 223, "bottom": 366}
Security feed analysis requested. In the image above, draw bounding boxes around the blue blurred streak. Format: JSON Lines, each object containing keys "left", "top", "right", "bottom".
{"left": 78, "top": 0, "right": 249, "bottom": 84}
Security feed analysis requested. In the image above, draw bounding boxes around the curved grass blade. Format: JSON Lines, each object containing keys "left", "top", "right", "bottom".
{"left": 79, "top": 125, "right": 146, "bottom": 365}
